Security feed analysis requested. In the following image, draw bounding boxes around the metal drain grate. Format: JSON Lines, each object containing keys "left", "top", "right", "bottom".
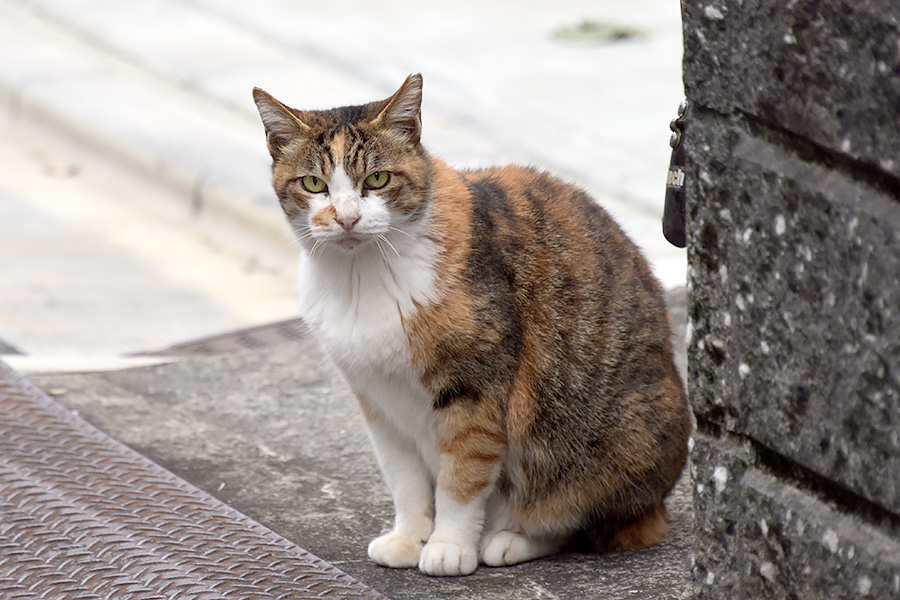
{"left": 0, "top": 360, "right": 388, "bottom": 600}
{"left": 135, "top": 318, "right": 310, "bottom": 357}
{"left": 0, "top": 338, "right": 22, "bottom": 355}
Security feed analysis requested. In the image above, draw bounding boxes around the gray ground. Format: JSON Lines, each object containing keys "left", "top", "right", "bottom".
{"left": 29, "top": 290, "right": 691, "bottom": 600}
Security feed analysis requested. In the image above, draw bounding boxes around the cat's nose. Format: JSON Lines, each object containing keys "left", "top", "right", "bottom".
{"left": 336, "top": 213, "right": 361, "bottom": 231}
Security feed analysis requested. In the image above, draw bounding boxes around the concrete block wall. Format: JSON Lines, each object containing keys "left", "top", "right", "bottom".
{"left": 682, "top": 0, "right": 900, "bottom": 597}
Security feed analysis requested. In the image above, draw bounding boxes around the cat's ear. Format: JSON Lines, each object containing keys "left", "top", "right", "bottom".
{"left": 252, "top": 88, "right": 311, "bottom": 159}
{"left": 372, "top": 74, "right": 423, "bottom": 143}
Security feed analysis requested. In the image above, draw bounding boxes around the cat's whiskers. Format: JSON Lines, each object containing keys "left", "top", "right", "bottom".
{"left": 387, "top": 226, "right": 423, "bottom": 245}
{"left": 373, "top": 236, "right": 390, "bottom": 266}
{"left": 284, "top": 226, "right": 316, "bottom": 251}
{"left": 378, "top": 234, "right": 402, "bottom": 259}
{"left": 309, "top": 239, "right": 324, "bottom": 259}
{"left": 293, "top": 227, "right": 314, "bottom": 241}
{"left": 294, "top": 233, "right": 315, "bottom": 247}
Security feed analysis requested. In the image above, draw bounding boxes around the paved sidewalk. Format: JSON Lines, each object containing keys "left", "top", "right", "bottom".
{"left": 31, "top": 295, "right": 692, "bottom": 599}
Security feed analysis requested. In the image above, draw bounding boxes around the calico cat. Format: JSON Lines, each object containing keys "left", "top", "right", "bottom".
{"left": 252, "top": 74, "right": 691, "bottom": 577}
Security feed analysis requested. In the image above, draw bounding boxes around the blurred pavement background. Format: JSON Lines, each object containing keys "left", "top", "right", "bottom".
{"left": 0, "top": 0, "right": 687, "bottom": 371}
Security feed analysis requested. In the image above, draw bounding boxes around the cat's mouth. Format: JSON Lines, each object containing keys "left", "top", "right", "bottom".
{"left": 309, "top": 229, "right": 371, "bottom": 252}
{"left": 336, "top": 232, "right": 368, "bottom": 251}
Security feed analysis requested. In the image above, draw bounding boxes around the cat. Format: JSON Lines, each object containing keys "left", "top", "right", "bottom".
{"left": 252, "top": 74, "right": 691, "bottom": 577}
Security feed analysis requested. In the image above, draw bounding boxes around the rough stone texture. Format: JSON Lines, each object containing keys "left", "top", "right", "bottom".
{"left": 683, "top": 0, "right": 900, "bottom": 178}
{"left": 32, "top": 298, "right": 693, "bottom": 600}
{"left": 683, "top": 0, "right": 900, "bottom": 597}
{"left": 687, "top": 115, "right": 900, "bottom": 513}
{"left": 691, "top": 433, "right": 900, "bottom": 600}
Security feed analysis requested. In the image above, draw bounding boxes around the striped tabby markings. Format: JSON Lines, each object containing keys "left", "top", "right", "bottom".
{"left": 437, "top": 404, "right": 507, "bottom": 504}
{"left": 514, "top": 388, "right": 674, "bottom": 546}
{"left": 331, "top": 130, "right": 347, "bottom": 166}
{"left": 505, "top": 354, "right": 540, "bottom": 448}
{"left": 404, "top": 159, "right": 476, "bottom": 372}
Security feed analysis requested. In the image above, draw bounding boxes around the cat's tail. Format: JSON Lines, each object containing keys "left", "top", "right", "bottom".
{"left": 569, "top": 502, "right": 672, "bottom": 553}
{"left": 606, "top": 503, "right": 671, "bottom": 552}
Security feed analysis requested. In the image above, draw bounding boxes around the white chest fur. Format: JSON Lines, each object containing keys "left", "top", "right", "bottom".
{"left": 297, "top": 231, "right": 442, "bottom": 470}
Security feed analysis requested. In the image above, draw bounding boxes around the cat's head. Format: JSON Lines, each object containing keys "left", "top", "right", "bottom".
{"left": 252, "top": 74, "right": 431, "bottom": 253}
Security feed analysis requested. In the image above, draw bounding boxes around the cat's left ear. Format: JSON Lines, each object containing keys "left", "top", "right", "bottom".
{"left": 252, "top": 88, "right": 311, "bottom": 159}
{"left": 372, "top": 74, "right": 423, "bottom": 143}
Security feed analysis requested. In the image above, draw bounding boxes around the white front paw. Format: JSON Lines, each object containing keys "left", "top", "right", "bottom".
{"left": 480, "top": 530, "right": 530, "bottom": 566}
{"left": 480, "top": 529, "right": 561, "bottom": 566}
{"left": 368, "top": 532, "right": 424, "bottom": 568}
{"left": 419, "top": 540, "right": 478, "bottom": 576}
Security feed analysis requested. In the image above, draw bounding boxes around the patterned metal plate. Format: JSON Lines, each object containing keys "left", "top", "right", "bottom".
{"left": 0, "top": 361, "right": 388, "bottom": 600}
{"left": 134, "top": 318, "right": 309, "bottom": 357}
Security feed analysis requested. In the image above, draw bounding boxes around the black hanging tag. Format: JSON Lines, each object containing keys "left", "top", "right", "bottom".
{"left": 663, "top": 100, "right": 688, "bottom": 248}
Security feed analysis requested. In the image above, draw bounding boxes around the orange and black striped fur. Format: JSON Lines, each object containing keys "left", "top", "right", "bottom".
{"left": 253, "top": 74, "right": 691, "bottom": 576}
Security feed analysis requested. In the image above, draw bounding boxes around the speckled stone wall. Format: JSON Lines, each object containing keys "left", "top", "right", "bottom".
{"left": 682, "top": 0, "right": 900, "bottom": 597}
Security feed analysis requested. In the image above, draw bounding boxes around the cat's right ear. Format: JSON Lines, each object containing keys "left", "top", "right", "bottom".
{"left": 252, "top": 88, "right": 311, "bottom": 159}
{"left": 372, "top": 74, "right": 423, "bottom": 143}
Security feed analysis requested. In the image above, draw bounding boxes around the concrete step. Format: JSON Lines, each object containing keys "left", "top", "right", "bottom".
{"left": 0, "top": 126, "right": 298, "bottom": 371}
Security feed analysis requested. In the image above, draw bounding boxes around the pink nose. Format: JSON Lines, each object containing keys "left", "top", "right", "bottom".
{"left": 336, "top": 214, "right": 360, "bottom": 231}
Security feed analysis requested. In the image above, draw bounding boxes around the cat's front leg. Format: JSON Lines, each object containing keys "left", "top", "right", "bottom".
{"left": 419, "top": 486, "right": 493, "bottom": 576}
{"left": 362, "top": 408, "right": 435, "bottom": 568}
{"left": 419, "top": 401, "right": 505, "bottom": 577}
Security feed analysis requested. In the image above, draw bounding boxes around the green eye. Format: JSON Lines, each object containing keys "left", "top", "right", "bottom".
{"left": 300, "top": 175, "right": 327, "bottom": 193}
{"left": 364, "top": 171, "right": 390, "bottom": 190}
